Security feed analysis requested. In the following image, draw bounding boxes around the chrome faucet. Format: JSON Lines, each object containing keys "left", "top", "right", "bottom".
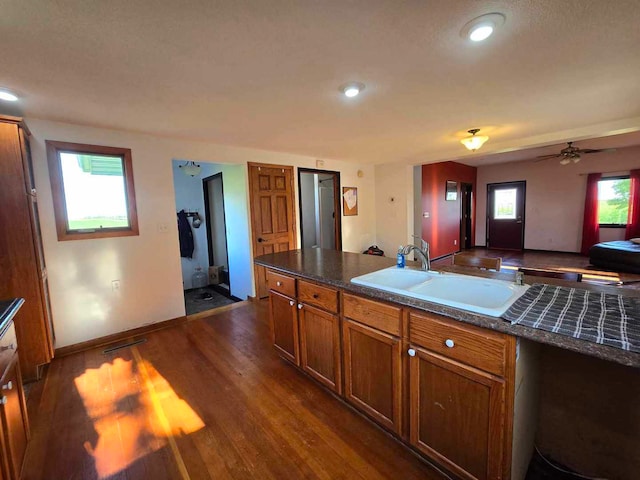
{"left": 402, "top": 236, "right": 431, "bottom": 271}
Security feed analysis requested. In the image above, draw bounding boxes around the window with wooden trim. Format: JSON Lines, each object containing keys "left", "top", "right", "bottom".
{"left": 46, "top": 140, "right": 139, "bottom": 241}
{"left": 597, "top": 176, "right": 630, "bottom": 227}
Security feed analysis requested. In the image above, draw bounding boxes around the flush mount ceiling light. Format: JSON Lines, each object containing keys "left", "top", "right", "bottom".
{"left": 460, "top": 129, "right": 489, "bottom": 151}
{"left": 0, "top": 89, "right": 19, "bottom": 102}
{"left": 460, "top": 13, "right": 506, "bottom": 42}
{"left": 179, "top": 161, "right": 201, "bottom": 177}
{"left": 340, "top": 82, "right": 365, "bottom": 98}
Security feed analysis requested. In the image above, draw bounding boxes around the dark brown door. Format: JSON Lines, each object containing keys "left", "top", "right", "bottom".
{"left": 460, "top": 182, "right": 473, "bottom": 250}
{"left": 409, "top": 347, "right": 505, "bottom": 480}
{"left": 343, "top": 319, "right": 402, "bottom": 434}
{"left": 268, "top": 291, "right": 300, "bottom": 365}
{"left": 299, "top": 304, "right": 341, "bottom": 393}
{"left": 248, "top": 163, "right": 297, "bottom": 298}
{"left": 486, "top": 181, "right": 525, "bottom": 250}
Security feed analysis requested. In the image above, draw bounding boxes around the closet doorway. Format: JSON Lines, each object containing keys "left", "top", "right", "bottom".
{"left": 203, "top": 173, "right": 230, "bottom": 294}
{"left": 298, "top": 168, "right": 342, "bottom": 251}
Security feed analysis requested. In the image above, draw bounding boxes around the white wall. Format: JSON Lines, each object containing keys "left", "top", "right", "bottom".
{"left": 374, "top": 162, "right": 416, "bottom": 256}
{"left": 27, "top": 118, "right": 375, "bottom": 348}
{"left": 475, "top": 146, "right": 640, "bottom": 251}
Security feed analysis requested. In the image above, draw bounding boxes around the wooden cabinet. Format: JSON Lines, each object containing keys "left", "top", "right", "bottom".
{"left": 409, "top": 346, "right": 506, "bottom": 480}
{"left": 408, "top": 310, "right": 515, "bottom": 480}
{"left": 0, "top": 356, "right": 29, "bottom": 480}
{"left": 299, "top": 304, "right": 341, "bottom": 393}
{"left": 264, "top": 267, "right": 518, "bottom": 479}
{"left": 0, "top": 116, "right": 55, "bottom": 381}
{"left": 267, "top": 272, "right": 341, "bottom": 394}
{"left": 268, "top": 290, "right": 300, "bottom": 365}
{"left": 343, "top": 318, "right": 402, "bottom": 434}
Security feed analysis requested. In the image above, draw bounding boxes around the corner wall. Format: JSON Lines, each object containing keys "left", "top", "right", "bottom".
{"left": 27, "top": 118, "right": 375, "bottom": 348}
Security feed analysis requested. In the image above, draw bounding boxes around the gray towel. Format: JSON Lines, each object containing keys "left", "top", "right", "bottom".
{"left": 502, "top": 284, "right": 640, "bottom": 353}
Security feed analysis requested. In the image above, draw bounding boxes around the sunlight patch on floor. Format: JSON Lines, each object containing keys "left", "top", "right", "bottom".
{"left": 74, "top": 352, "right": 204, "bottom": 479}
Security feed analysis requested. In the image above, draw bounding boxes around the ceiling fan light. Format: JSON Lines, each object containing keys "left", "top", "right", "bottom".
{"left": 573, "top": 155, "right": 581, "bottom": 163}
{"left": 460, "top": 129, "right": 489, "bottom": 151}
{"left": 559, "top": 158, "right": 571, "bottom": 166}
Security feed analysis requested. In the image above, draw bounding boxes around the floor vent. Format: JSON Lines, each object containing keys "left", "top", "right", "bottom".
{"left": 103, "top": 338, "right": 147, "bottom": 354}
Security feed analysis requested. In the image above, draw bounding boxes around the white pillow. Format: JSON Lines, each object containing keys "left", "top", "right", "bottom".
{"left": 631, "top": 238, "right": 640, "bottom": 244}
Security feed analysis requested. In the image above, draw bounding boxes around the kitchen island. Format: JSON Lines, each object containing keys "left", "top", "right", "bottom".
{"left": 255, "top": 249, "right": 640, "bottom": 480}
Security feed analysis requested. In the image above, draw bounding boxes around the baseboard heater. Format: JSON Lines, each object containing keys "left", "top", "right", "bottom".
{"left": 102, "top": 338, "right": 147, "bottom": 354}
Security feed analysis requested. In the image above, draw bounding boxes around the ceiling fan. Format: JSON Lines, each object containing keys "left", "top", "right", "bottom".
{"left": 536, "top": 141, "right": 617, "bottom": 165}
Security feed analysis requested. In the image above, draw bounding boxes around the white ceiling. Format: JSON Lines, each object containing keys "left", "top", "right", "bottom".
{"left": 2, "top": 0, "right": 640, "bottom": 166}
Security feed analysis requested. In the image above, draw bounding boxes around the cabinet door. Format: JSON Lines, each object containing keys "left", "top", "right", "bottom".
{"left": 409, "top": 347, "right": 505, "bottom": 480}
{"left": 0, "top": 357, "right": 29, "bottom": 480}
{"left": 343, "top": 319, "right": 402, "bottom": 434}
{"left": 298, "top": 304, "right": 341, "bottom": 393}
{"left": 269, "top": 291, "right": 300, "bottom": 365}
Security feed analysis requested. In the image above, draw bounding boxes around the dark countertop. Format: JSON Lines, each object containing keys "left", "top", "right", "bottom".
{"left": 255, "top": 249, "right": 640, "bottom": 369}
{"left": 0, "top": 298, "right": 24, "bottom": 337}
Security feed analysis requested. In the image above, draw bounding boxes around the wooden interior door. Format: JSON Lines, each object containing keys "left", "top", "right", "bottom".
{"left": 409, "top": 347, "right": 505, "bottom": 480}
{"left": 486, "top": 181, "right": 526, "bottom": 250}
{"left": 248, "top": 163, "right": 296, "bottom": 298}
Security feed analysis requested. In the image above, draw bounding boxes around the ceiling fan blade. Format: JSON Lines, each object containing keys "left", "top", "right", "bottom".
{"left": 578, "top": 148, "right": 617, "bottom": 154}
{"left": 535, "top": 153, "right": 562, "bottom": 159}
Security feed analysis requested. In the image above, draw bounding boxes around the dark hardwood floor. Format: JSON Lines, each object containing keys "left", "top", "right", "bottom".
{"left": 22, "top": 301, "right": 444, "bottom": 480}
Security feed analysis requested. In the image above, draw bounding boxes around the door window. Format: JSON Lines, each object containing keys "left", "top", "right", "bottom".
{"left": 493, "top": 189, "right": 517, "bottom": 219}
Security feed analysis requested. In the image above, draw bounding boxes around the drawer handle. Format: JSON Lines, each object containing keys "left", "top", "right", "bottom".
{"left": 1, "top": 382, "right": 12, "bottom": 391}
{"left": 297, "top": 304, "right": 303, "bottom": 310}
{"left": 0, "top": 397, "right": 6, "bottom": 405}
{"left": 0, "top": 344, "right": 15, "bottom": 352}
{"left": 289, "top": 300, "right": 295, "bottom": 307}
{"left": 407, "top": 348, "right": 416, "bottom": 357}
{"left": 312, "top": 294, "right": 319, "bottom": 299}
{"left": 276, "top": 281, "right": 282, "bottom": 287}
{"left": 445, "top": 339, "right": 455, "bottom": 348}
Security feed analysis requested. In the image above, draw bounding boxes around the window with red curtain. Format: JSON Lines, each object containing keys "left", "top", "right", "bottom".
{"left": 626, "top": 169, "right": 640, "bottom": 239}
{"left": 581, "top": 172, "right": 601, "bottom": 255}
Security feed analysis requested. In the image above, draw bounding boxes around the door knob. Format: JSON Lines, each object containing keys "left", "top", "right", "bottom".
{"left": 0, "top": 397, "right": 6, "bottom": 405}
{"left": 1, "top": 382, "right": 12, "bottom": 391}
{"left": 408, "top": 348, "right": 416, "bottom": 357}
{"left": 258, "top": 237, "right": 265, "bottom": 243}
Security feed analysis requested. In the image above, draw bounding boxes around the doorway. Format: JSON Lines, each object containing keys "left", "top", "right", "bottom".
{"left": 460, "top": 182, "right": 473, "bottom": 250}
{"left": 298, "top": 168, "right": 342, "bottom": 251}
{"left": 486, "top": 181, "right": 526, "bottom": 250}
{"left": 203, "top": 173, "right": 230, "bottom": 295}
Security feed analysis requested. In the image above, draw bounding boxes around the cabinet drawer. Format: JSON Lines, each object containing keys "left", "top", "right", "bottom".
{"left": 0, "top": 322, "right": 17, "bottom": 378}
{"left": 267, "top": 270, "right": 296, "bottom": 297}
{"left": 409, "top": 311, "right": 509, "bottom": 377}
{"left": 298, "top": 280, "right": 338, "bottom": 313}
{"left": 343, "top": 294, "right": 401, "bottom": 336}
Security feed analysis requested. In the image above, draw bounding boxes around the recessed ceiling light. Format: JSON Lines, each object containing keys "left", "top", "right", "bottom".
{"left": 340, "top": 82, "right": 365, "bottom": 98}
{"left": 0, "top": 89, "right": 19, "bottom": 102}
{"left": 460, "top": 13, "right": 506, "bottom": 42}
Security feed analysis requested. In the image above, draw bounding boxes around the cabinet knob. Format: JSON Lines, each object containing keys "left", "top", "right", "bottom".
{"left": 408, "top": 348, "right": 416, "bottom": 357}
{"left": 0, "top": 397, "right": 6, "bottom": 405}
{"left": 289, "top": 300, "right": 295, "bottom": 306}
{"left": 312, "top": 293, "right": 319, "bottom": 299}
{"left": 445, "top": 339, "right": 455, "bottom": 348}
{"left": 1, "top": 382, "right": 12, "bottom": 391}
{"left": 276, "top": 281, "right": 282, "bottom": 287}
{"left": 297, "top": 304, "right": 303, "bottom": 310}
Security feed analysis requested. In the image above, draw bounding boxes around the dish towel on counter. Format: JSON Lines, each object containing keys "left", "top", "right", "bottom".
{"left": 502, "top": 284, "right": 640, "bottom": 353}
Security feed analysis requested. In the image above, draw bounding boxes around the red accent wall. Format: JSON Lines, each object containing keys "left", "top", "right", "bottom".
{"left": 422, "top": 162, "right": 477, "bottom": 259}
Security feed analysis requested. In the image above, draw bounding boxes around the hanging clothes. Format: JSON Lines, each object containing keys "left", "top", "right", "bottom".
{"left": 177, "top": 210, "right": 195, "bottom": 258}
